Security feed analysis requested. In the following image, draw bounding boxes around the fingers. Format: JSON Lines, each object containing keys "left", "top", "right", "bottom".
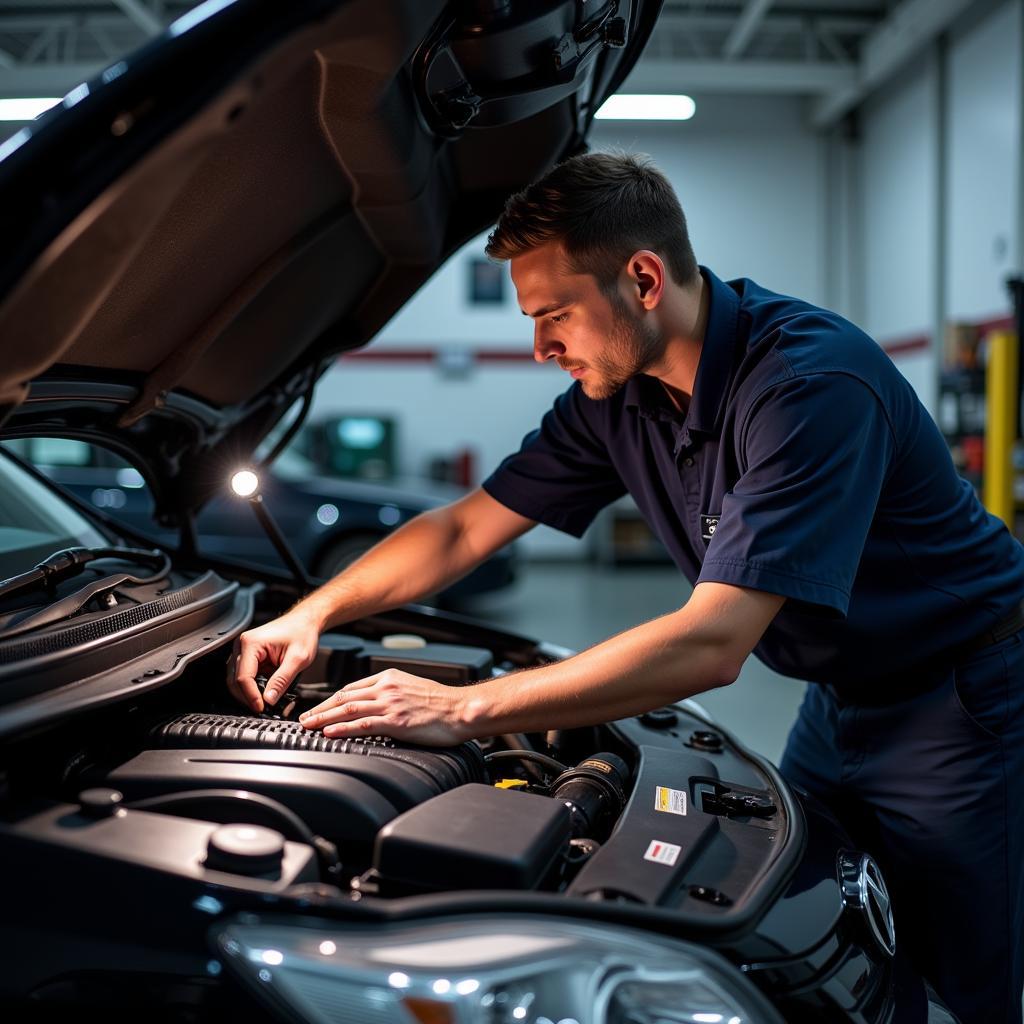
{"left": 302, "top": 700, "right": 380, "bottom": 732}
{"left": 234, "top": 642, "right": 264, "bottom": 712}
{"left": 300, "top": 681, "right": 376, "bottom": 720}
{"left": 225, "top": 654, "right": 246, "bottom": 707}
{"left": 298, "top": 691, "right": 344, "bottom": 720}
{"left": 321, "top": 716, "right": 391, "bottom": 738}
{"left": 224, "top": 643, "right": 240, "bottom": 702}
{"left": 262, "top": 650, "right": 311, "bottom": 706}
{"left": 292, "top": 670, "right": 462, "bottom": 746}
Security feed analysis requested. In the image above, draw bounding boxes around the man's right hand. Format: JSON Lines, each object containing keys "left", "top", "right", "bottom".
{"left": 229, "top": 610, "right": 321, "bottom": 712}
{"left": 225, "top": 490, "right": 536, "bottom": 712}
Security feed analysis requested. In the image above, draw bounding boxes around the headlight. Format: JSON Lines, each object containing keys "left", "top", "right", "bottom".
{"left": 215, "top": 914, "right": 783, "bottom": 1024}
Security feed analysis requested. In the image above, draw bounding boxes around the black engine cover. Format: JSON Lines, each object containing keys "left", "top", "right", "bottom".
{"left": 83, "top": 714, "right": 486, "bottom": 858}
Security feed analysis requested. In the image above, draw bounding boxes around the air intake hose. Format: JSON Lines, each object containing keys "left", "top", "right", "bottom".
{"left": 549, "top": 752, "right": 630, "bottom": 839}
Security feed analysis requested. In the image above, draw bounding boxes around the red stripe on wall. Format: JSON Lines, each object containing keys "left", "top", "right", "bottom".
{"left": 341, "top": 314, "right": 1014, "bottom": 365}
{"left": 344, "top": 341, "right": 938, "bottom": 363}
{"left": 880, "top": 334, "right": 931, "bottom": 357}
{"left": 340, "top": 349, "right": 438, "bottom": 362}
{"left": 341, "top": 347, "right": 534, "bottom": 363}
{"left": 477, "top": 350, "right": 535, "bottom": 362}
{"left": 974, "top": 314, "right": 1014, "bottom": 336}
{"left": 876, "top": 314, "right": 1015, "bottom": 360}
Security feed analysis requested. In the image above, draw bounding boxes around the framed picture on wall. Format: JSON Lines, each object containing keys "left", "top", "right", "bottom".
{"left": 468, "top": 258, "right": 505, "bottom": 304}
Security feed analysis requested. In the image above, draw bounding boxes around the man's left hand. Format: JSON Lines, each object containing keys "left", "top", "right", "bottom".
{"left": 298, "top": 669, "right": 469, "bottom": 746}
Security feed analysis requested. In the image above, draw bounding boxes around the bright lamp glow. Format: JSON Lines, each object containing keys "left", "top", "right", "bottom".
{"left": 0, "top": 98, "right": 60, "bottom": 121}
{"left": 230, "top": 470, "right": 260, "bottom": 497}
{"left": 594, "top": 94, "right": 696, "bottom": 121}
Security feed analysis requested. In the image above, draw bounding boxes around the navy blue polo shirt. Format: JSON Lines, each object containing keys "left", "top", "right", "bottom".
{"left": 483, "top": 267, "right": 1024, "bottom": 690}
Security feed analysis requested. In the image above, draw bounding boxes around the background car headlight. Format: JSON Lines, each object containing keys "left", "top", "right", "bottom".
{"left": 215, "top": 914, "right": 783, "bottom": 1024}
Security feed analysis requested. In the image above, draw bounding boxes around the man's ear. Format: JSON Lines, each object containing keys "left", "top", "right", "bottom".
{"left": 627, "top": 250, "right": 665, "bottom": 309}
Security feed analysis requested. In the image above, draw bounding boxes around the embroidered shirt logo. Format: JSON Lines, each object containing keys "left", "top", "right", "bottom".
{"left": 701, "top": 514, "right": 720, "bottom": 543}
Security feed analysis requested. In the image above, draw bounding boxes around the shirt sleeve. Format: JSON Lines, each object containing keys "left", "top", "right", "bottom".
{"left": 482, "top": 383, "right": 626, "bottom": 538}
{"left": 697, "top": 372, "right": 896, "bottom": 615}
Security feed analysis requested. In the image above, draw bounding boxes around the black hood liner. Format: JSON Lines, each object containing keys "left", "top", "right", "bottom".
{"left": 0, "top": 0, "right": 660, "bottom": 517}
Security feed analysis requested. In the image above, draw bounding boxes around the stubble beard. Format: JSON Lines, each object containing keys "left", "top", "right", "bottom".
{"left": 578, "top": 294, "right": 666, "bottom": 400}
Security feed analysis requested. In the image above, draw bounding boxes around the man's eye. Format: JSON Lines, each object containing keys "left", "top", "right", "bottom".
{"left": 550, "top": 312, "right": 569, "bottom": 324}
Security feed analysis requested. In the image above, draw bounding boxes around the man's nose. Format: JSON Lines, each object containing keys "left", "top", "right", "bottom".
{"left": 533, "top": 326, "right": 565, "bottom": 363}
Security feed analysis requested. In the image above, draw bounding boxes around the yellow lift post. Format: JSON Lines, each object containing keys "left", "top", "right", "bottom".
{"left": 984, "top": 329, "right": 1018, "bottom": 527}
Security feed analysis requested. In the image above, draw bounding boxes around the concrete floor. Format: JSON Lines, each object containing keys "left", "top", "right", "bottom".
{"left": 463, "top": 562, "right": 806, "bottom": 765}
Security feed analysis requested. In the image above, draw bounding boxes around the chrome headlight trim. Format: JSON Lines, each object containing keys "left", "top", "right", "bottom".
{"left": 215, "top": 912, "right": 786, "bottom": 1024}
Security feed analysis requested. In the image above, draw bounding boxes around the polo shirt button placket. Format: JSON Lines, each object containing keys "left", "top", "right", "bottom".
{"left": 676, "top": 445, "right": 702, "bottom": 549}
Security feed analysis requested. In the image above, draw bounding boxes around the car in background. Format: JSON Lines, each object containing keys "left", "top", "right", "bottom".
{"left": 1, "top": 436, "right": 515, "bottom": 603}
{"left": 290, "top": 413, "right": 400, "bottom": 482}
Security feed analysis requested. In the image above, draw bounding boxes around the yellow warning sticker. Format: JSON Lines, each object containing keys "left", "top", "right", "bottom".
{"left": 654, "top": 785, "right": 687, "bottom": 816}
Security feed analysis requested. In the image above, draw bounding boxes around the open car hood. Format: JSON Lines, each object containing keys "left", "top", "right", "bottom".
{"left": 0, "top": 0, "right": 660, "bottom": 525}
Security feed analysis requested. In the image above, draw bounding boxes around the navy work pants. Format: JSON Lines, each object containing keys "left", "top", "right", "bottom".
{"left": 780, "top": 630, "right": 1024, "bottom": 1024}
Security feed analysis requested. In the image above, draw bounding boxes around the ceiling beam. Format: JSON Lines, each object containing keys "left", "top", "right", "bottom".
{"left": 0, "top": 16, "right": 76, "bottom": 32}
{"left": 722, "top": 0, "right": 775, "bottom": 59}
{"left": 812, "top": 0, "right": 978, "bottom": 127}
{"left": 110, "top": 0, "right": 163, "bottom": 37}
{"left": 622, "top": 57, "right": 857, "bottom": 95}
{"left": 0, "top": 64, "right": 103, "bottom": 98}
{"left": 654, "top": 13, "right": 876, "bottom": 36}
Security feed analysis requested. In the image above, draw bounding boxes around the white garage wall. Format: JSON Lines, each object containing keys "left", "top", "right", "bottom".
{"left": 591, "top": 95, "right": 827, "bottom": 304}
{"left": 945, "top": 0, "right": 1021, "bottom": 322}
{"left": 822, "top": 129, "right": 863, "bottom": 326}
{"left": 858, "top": 52, "right": 940, "bottom": 409}
{"left": 850, "top": 0, "right": 1023, "bottom": 411}
{"left": 314, "top": 95, "right": 827, "bottom": 557}
{"left": 378, "top": 230, "right": 522, "bottom": 348}
{"left": 379, "top": 95, "right": 825, "bottom": 346}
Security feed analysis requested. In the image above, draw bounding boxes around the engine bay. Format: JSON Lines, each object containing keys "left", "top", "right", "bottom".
{"left": 0, "top": 566, "right": 793, "bottom": 923}
{"left": 0, "top": 562, "right": 913, "bottom": 1024}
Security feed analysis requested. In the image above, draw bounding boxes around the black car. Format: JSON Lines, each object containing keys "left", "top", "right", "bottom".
{"left": 1, "top": 435, "right": 516, "bottom": 602}
{"left": 0, "top": 2, "right": 952, "bottom": 1022}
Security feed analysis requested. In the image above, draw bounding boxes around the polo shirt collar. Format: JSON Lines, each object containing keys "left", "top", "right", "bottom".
{"left": 625, "top": 266, "right": 741, "bottom": 438}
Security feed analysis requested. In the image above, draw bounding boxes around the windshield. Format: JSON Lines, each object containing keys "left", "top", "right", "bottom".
{"left": 0, "top": 451, "right": 108, "bottom": 580}
{"left": 270, "top": 445, "right": 319, "bottom": 481}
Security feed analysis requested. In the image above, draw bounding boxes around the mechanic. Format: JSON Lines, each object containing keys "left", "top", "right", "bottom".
{"left": 230, "top": 152, "right": 1024, "bottom": 1023}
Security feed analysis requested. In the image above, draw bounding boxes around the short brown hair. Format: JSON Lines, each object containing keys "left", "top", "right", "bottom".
{"left": 486, "top": 151, "right": 698, "bottom": 290}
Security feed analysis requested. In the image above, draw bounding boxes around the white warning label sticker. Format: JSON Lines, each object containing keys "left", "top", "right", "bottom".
{"left": 654, "top": 785, "right": 687, "bottom": 816}
{"left": 643, "top": 839, "right": 681, "bottom": 866}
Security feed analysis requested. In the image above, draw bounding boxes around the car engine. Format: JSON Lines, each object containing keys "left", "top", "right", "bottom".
{"left": 0, "top": 562, "right": 789, "bottom": 897}
{"left": 0, "top": 566, "right": 900, "bottom": 1023}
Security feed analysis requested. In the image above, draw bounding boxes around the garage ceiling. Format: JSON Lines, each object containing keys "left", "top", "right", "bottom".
{"left": 633, "top": 0, "right": 982, "bottom": 125}
{"left": 0, "top": 0, "right": 986, "bottom": 128}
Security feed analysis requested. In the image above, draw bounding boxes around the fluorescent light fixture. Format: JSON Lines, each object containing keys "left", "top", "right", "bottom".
{"left": 170, "top": 0, "right": 235, "bottom": 37}
{"left": 0, "top": 98, "right": 60, "bottom": 121}
{"left": 63, "top": 83, "right": 90, "bottom": 108}
{"left": 595, "top": 94, "right": 696, "bottom": 121}
{"left": 0, "top": 127, "right": 31, "bottom": 163}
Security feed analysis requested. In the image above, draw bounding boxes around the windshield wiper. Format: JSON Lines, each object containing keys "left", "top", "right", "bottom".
{"left": 0, "top": 547, "right": 170, "bottom": 604}
{"left": 0, "top": 570, "right": 162, "bottom": 641}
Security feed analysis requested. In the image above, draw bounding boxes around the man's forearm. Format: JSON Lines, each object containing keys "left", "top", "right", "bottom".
{"left": 460, "top": 607, "right": 742, "bottom": 736}
{"left": 290, "top": 508, "right": 477, "bottom": 630}
{"left": 299, "top": 583, "right": 782, "bottom": 743}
